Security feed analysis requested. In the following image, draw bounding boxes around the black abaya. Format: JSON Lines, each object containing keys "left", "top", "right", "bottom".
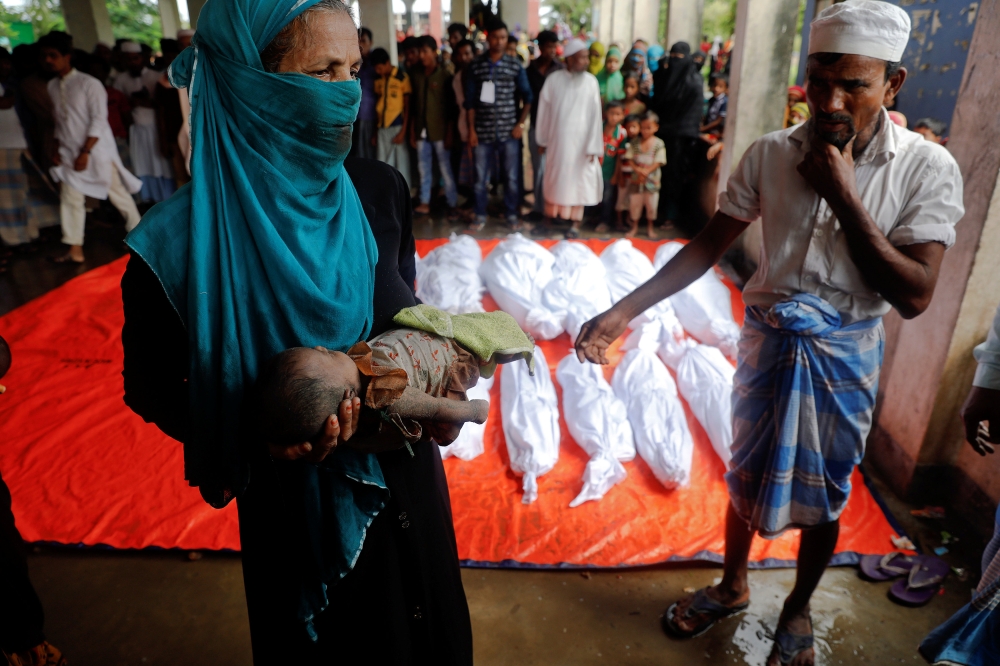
{"left": 121, "top": 157, "right": 473, "bottom": 665}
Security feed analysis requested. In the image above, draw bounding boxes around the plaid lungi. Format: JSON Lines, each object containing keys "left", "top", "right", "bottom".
{"left": 0, "top": 148, "right": 37, "bottom": 246}
{"left": 726, "top": 294, "right": 885, "bottom": 537}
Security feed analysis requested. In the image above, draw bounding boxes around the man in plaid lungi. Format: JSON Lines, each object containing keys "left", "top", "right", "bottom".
{"left": 575, "top": 2, "right": 965, "bottom": 664}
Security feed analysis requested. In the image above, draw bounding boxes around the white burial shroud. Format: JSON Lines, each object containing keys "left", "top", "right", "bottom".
{"left": 612, "top": 348, "right": 694, "bottom": 489}
{"left": 658, "top": 328, "right": 736, "bottom": 468}
{"left": 414, "top": 233, "right": 486, "bottom": 314}
{"left": 541, "top": 241, "right": 613, "bottom": 340}
{"left": 439, "top": 374, "right": 494, "bottom": 461}
{"left": 653, "top": 241, "right": 741, "bottom": 359}
{"left": 600, "top": 239, "right": 673, "bottom": 328}
{"left": 501, "top": 345, "right": 561, "bottom": 504}
{"left": 479, "top": 234, "right": 564, "bottom": 340}
{"left": 556, "top": 354, "right": 635, "bottom": 508}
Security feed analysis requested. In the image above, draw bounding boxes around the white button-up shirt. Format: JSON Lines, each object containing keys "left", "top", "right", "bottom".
{"left": 719, "top": 108, "right": 964, "bottom": 324}
{"left": 48, "top": 68, "right": 141, "bottom": 199}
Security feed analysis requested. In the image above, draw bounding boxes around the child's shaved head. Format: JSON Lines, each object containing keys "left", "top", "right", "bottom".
{"left": 254, "top": 347, "right": 357, "bottom": 446}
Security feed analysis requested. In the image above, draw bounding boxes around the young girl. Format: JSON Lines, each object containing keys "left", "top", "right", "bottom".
{"left": 622, "top": 75, "right": 646, "bottom": 117}
{"left": 624, "top": 111, "right": 666, "bottom": 239}
{"left": 614, "top": 114, "right": 642, "bottom": 231}
{"left": 599, "top": 101, "right": 627, "bottom": 234}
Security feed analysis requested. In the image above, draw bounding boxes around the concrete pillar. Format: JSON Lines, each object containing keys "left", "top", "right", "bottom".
{"left": 359, "top": 0, "right": 399, "bottom": 64}
{"left": 633, "top": 0, "right": 661, "bottom": 45}
{"left": 594, "top": 0, "right": 615, "bottom": 45}
{"left": 866, "top": 0, "right": 1000, "bottom": 537}
{"left": 666, "top": 0, "right": 704, "bottom": 51}
{"left": 158, "top": 0, "right": 182, "bottom": 42}
{"left": 451, "top": 0, "right": 470, "bottom": 28}
{"left": 610, "top": 0, "right": 635, "bottom": 47}
{"left": 60, "top": 0, "right": 114, "bottom": 51}
{"left": 429, "top": 0, "right": 442, "bottom": 41}
{"left": 187, "top": 0, "right": 206, "bottom": 28}
{"left": 504, "top": 0, "right": 528, "bottom": 35}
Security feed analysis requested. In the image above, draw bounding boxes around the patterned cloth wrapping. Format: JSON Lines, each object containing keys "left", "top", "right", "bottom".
{"left": 0, "top": 148, "right": 37, "bottom": 246}
{"left": 726, "top": 293, "right": 885, "bottom": 537}
{"left": 973, "top": 503, "right": 1000, "bottom": 611}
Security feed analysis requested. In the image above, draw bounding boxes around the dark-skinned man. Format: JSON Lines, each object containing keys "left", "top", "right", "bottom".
{"left": 575, "top": 2, "right": 964, "bottom": 665}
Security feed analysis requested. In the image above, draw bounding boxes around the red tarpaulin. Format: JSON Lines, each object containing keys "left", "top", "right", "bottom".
{"left": 0, "top": 239, "right": 901, "bottom": 567}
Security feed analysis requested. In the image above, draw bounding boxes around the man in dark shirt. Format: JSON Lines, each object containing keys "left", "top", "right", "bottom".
{"left": 463, "top": 19, "right": 532, "bottom": 230}
{"left": 352, "top": 26, "right": 377, "bottom": 160}
{"left": 409, "top": 35, "right": 458, "bottom": 216}
{"left": 525, "top": 30, "right": 563, "bottom": 215}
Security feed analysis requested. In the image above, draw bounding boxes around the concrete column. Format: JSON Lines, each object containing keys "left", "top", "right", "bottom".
{"left": 187, "top": 0, "right": 206, "bottom": 28}
{"left": 359, "top": 0, "right": 399, "bottom": 64}
{"left": 503, "top": 0, "right": 529, "bottom": 35}
{"left": 633, "top": 0, "right": 661, "bottom": 45}
{"left": 610, "top": 0, "right": 635, "bottom": 47}
{"left": 451, "top": 0, "right": 470, "bottom": 28}
{"left": 429, "top": 0, "right": 442, "bottom": 41}
{"left": 866, "top": 0, "right": 1000, "bottom": 537}
{"left": 60, "top": 0, "right": 115, "bottom": 51}
{"left": 158, "top": 0, "right": 182, "bottom": 42}
{"left": 666, "top": 0, "right": 704, "bottom": 50}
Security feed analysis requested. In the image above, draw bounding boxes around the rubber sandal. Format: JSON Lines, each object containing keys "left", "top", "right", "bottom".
{"left": 762, "top": 622, "right": 814, "bottom": 665}
{"left": 565, "top": 227, "right": 581, "bottom": 239}
{"left": 889, "top": 555, "right": 949, "bottom": 606}
{"left": 859, "top": 552, "right": 918, "bottom": 581}
{"left": 661, "top": 587, "right": 749, "bottom": 639}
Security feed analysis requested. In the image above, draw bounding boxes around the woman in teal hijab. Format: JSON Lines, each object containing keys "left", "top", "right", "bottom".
{"left": 121, "top": 0, "right": 473, "bottom": 660}
{"left": 597, "top": 45, "right": 625, "bottom": 102}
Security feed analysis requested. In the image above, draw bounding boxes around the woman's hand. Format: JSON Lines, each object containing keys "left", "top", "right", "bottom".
{"left": 575, "top": 306, "right": 630, "bottom": 365}
{"left": 268, "top": 391, "right": 361, "bottom": 463}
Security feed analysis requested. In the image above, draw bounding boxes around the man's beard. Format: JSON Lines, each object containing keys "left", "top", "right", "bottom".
{"left": 811, "top": 111, "right": 856, "bottom": 150}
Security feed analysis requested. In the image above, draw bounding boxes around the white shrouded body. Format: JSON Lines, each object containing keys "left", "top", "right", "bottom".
{"left": 414, "top": 233, "right": 486, "bottom": 314}
{"left": 479, "top": 234, "right": 564, "bottom": 340}
{"left": 542, "top": 241, "right": 614, "bottom": 340}
{"left": 440, "top": 375, "right": 494, "bottom": 461}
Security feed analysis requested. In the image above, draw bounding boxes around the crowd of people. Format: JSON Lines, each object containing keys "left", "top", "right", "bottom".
{"left": 0, "top": 29, "right": 191, "bottom": 265}
{"left": 348, "top": 21, "right": 742, "bottom": 239}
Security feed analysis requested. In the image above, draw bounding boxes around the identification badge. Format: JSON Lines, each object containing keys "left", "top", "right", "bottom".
{"left": 480, "top": 81, "right": 496, "bottom": 104}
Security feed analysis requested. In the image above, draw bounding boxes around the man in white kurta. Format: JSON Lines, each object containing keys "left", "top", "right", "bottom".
{"left": 534, "top": 38, "right": 603, "bottom": 238}
{"left": 113, "top": 42, "right": 175, "bottom": 203}
{"left": 40, "top": 32, "right": 141, "bottom": 263}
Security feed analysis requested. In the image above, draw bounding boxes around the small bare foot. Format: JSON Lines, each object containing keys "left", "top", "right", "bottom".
{"left": 414, "top": 203, "right": 431, "bottom": 215}
{"left": 766, "top": 607, "right": 815, "bottom": 666}
{"left": 647, "top": 226, "right": 658, "bottom": 240}
{"left": 50, "top": 249, "right": 84, "bottom": 264}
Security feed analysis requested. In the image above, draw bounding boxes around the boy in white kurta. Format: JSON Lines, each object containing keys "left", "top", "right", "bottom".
{"left": 534, "top": 38, "right": 604, "bottom": 239}
{"left": 40, "top": 32, "right": 141, "bottom": 263}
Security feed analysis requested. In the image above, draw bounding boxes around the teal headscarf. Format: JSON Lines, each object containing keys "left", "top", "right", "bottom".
{"left": 126, "top": 0, "right": 386, "bottom": 632}
{"left": 597, "top": 45, "right": 625, "bottom": 101}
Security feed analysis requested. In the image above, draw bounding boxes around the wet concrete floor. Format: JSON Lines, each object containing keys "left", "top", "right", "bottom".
{"left": 3, "top": 209, "right": 983, "bottom": 664}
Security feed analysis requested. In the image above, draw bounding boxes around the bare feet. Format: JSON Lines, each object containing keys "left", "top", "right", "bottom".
{"left": 647, "top": 225, "right": 658, "bottom": 240}
{"left": 414, "top": 203, "right": 431, "bottom": 215}
{"left": 670, "top": 584, "right": 750, "bottom": 635}
{"left": 51, "top": 246, "right": 84, "bottom": 263}
{"left": 766, "top": 607, "right": 815, "bottom": 666}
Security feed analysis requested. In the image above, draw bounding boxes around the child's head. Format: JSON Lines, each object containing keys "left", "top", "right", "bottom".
{"left": 709, "top": 74, "right": 728, "bottom": 97}
{"left": 623, "top": 114, "right": 641, "bottom": 138}
{"left": 370, "top": 47, "right": 392, "bottom": 76}
{"left": 418, "top": 35, "right": 438, "bottom": 68}
{"left": 789, "top": 102, "right": 809, "bottom": 126}
{"left": 604, "top": 54, "right": 620, "bottom": 74}
{"left": 254, "top": 347, "right": 361, "bottom": 447}
{"left": 623, "top": 74, "right": 640, "bottom": 99}
{"left": 604, "top": 100, "right": 625, "bottom": 128}
{"left": 914, "top": 117, "right": 946, "bottom": 144}
{"left": 639, "top": 110, "right": 659, "bottom": 138}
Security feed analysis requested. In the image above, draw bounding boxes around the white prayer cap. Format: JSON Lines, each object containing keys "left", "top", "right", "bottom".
{"left": 177, "top": 29, "right": 195, "bottom": 38}
{"left": 562, "top": 38, "right": 587, "bottom": 59}
{"left": 808, "top": 0, "right": 911, "bottom": 62}
{"left": 120, "top": 41, "right": 142, "bottom": 54}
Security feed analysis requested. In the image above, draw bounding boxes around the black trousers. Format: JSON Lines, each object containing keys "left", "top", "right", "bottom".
{"left": 0, "top": 469, "right": 45, "bottom": 654}
{"left": 238, "top": 442, "right": 473, "bottom": 665}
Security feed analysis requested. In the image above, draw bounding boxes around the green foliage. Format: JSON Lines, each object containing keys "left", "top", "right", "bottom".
{"left": 701, "top": 0, "right": 737, "bottom": 40}
{"left": 107, "top": 0, "right": 163, "bottom": 48}
{"left": 0, "top": 0, "right": 65, "bottom": 43}
{"left": 541, "top": 0, "right": 592, "bottom": 34}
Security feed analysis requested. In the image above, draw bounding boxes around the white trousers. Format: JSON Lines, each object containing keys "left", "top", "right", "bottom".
{"left": 60, "top": 167, "right": 141, "bottom": 247}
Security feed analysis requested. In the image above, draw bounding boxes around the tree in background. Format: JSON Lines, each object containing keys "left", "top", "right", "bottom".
{"left": 701, "top": 0, "right": 737, "bottom": 41}
{"left": 107, "top": 0, "right": 163, "bottom": 47}
{"left": 0, "top": 0, "right": 65, "bottom": 44}
{"left": 541, "top": 0, "right": 591, "bottom": 35}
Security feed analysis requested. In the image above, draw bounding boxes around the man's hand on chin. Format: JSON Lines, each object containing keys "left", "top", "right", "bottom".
{"left": 796, "top": 134, "right": 860, "bottom": 207}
